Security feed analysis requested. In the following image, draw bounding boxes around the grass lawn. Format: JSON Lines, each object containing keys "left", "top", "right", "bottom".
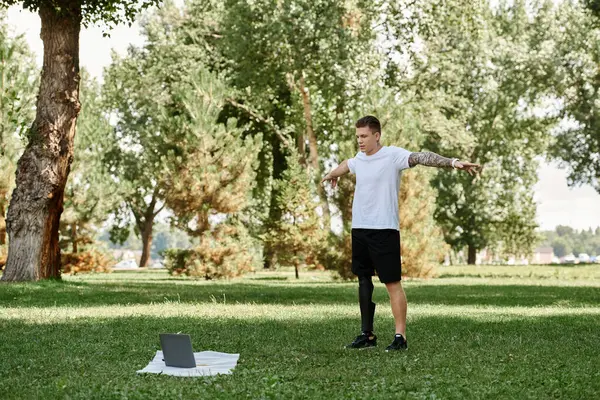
{"left": 1, "top": 266, "right": 599, "bottom": 399}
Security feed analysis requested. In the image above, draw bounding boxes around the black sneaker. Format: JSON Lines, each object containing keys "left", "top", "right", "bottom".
{"left": 385, "top": 334, "right": 408, "bottom": 351}
{"left": 345, "top": 333, "right": 377, "bottom": 349}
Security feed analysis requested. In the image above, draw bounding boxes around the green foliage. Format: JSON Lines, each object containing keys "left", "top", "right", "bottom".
{"left": 216, "top": 0, "right": 379, "bottom": 230}
{"left": 220, "top": 0, "right": 375, "bottom": 107}
{"left": 0, "top": 243, "right": 6, "bottom": 270}
{"left": 59, "top": 70, "right": 115, "bottom": 253}
{"left": 384, "top": 0, "right": 558, "bottom": 261}
{"left": 0, "top": 15, "right": 37, "bottom": 155}
{"left": 548, "top": 2, "right": 600, "bottom": 193}
{"left": 1, "top": 0, "right": 161, "bottom": 31}
{"left": 0, "top": 16, "right": 38, "bottom": 243}
{"left": 101, "top": 9, "right": 200, "bottom": 247}
{"left": 161, "top": 248, "right": 195, "bottom": 275}
{"left": 584, "top": 0, "right": 600, "bottom": 19}
{"left": 162, "top": 68, "right": 262, "bottom": 236}
{"left": 266, "top": 153, "right": 327, "bottom": 275}
{"left": 108, "top": 213, "right": 132, "bottom": 246}
{"left": 150, "top": 223, "right": 193, "bottom": 259}
{"left": 541, "top": 225, "right": 600, "bottom": 257}
{"left": 60, "top": 247, "right": 114, "bottom": 274}
{"left": 103, "top": 6, "right": 261, "bottom": 261}
{"left": 163, "top": 223, "right": 261, "bottom": 279}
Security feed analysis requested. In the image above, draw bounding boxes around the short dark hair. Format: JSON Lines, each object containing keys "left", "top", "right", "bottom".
{"left": 355, "top": 115, "right": 381, "bottom": 134}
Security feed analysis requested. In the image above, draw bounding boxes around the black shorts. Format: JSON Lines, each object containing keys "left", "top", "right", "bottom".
{"left": 351, "top": 229, "right": 401, "bottom": 283}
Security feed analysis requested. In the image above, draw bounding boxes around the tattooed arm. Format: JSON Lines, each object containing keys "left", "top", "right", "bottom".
{"left": 408, "top": 152, "right": 481, "bottom": 175}
{"left": 408, "top": 152, "right": 454, "bottom": 168}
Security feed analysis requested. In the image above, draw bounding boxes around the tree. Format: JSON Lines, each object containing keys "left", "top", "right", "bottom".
{"left": 101, "top": 5, "right": 210, "bottom": 267}
{"left": 59, "top": 71, "right": 114, "bottom": 254}
{"left": 551, "top": 237, "right": 570, "bottom": 258}
{"left": 102, "top": 45, "right": 171, "bottom": 269}
{"left": 0, "top": 0, "right": 161, "bottom": 281}
{"left": 384, "top": 0, "right": 558, "bottom": 264}
{"left": 162, "top": 69, "right": 262, "bottom": 237}
{"left": 150, "top": 223, "right": 193, "bottom": 259}
{"left": 549, "top": 2, "right": 600, "bottom": 194}
{"left": 556, "top": 225, "right": 575, "bottom": 237}
{"left": 584, "top": 0, "right": 600, "bottom": 19}
{"left": 267, "top": 153, "right": 326, "bottom": 279}
{"left": 103, "top": 7, "right": 260, "bottom": 267}
{"left": 214, "top": 0, "right": 377, "bottom": 267}
{"left": 0, "top": 17, "right": 38, "bottom": 247}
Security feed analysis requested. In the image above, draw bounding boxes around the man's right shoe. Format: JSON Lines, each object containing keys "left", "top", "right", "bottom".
{"left": 385, "top": 334, "right": 408, "bottom": 351}
{"left": 345, "top": 333, "right": 377, "bottom": 349}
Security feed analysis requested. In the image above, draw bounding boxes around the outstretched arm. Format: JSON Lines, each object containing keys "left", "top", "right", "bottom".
{"left": 321, "top": 159, "right": 350, "bottom": 188}
{"left": 408, "top": 152, "right": 481, "bottom": 176}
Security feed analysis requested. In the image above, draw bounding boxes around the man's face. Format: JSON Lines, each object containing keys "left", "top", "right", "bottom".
{"left": 356, "top": 126, "right": 380, "bottom": 154}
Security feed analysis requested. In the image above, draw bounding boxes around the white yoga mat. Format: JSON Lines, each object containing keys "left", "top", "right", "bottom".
{"left": 137, "top": 350, "right": 240, "bottom": 377}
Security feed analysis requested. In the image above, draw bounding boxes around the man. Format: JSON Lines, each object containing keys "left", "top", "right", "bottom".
{"left": 321, "top": 115, "right": 480, "bottom": 351}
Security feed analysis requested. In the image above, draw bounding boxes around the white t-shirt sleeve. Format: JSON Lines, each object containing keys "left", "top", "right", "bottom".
{"left": 347, "top": 152, "right": 360, "bottom": 174}
{"left": 392, "top": 147, "right": 412, "bottom": 171}
{"left": 347, "top": 157, "right": 356, "bottom": 174}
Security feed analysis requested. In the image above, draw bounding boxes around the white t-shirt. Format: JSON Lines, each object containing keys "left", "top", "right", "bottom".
{"left": 347, "top": 146, "right": 412, "bottom": 230}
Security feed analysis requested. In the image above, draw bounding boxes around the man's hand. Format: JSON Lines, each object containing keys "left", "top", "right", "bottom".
{"left": 454, "top": 160, "right": 482, "bottom": 176}
{"left": 321, "top": 173, "right": 339, "bottom": 188}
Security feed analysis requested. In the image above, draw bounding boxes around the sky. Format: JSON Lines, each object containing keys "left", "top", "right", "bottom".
{"left": 6, "top": 5, "right": 600, "bottom": 232}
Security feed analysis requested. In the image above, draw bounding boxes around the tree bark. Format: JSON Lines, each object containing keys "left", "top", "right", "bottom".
{"left": 0, "top": 200, "right": 6, "bottom": 245}
{"left": 196, "top": 211, "right": 210, "bottom": 236}
{"left": 299, "top": 76, "right": 317, "bottom": 169}
{"left": 467, "top": 245, "right": 477, "bottom": 265}
{"left": 71, "top": 223, "right": 78, "bottom": 253}
{"left": 298, "top": 75, "right": 331, "bottom": 230}
{"left": 133, "top": 188, "right": 162, "bottom": 268}
{"left": 2, "top": 2, "right": 81, "bottom": 282}
{"left": 139, "top": 220, "right": 153, "bottom": 268}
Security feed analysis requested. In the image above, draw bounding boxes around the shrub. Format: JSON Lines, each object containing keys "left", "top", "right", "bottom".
{"left": 163, "top": 223, "right": 260, "bottom": 279}
{"left": 0, "top": 245, "right": 7, "bottom": 271}
{"left": 61, "top": 248, "right": 114, "bottom": 274}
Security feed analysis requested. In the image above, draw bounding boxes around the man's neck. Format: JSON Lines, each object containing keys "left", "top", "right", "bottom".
{"left": 365, "top": 143, "right": 383, "bottom": 156}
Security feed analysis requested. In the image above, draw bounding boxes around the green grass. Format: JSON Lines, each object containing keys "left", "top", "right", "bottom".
{"left": 438, "top": 263, "right": 600, "bottom": 280}
{"left": 1, "top": 268, "right": 599, "bottom": 399}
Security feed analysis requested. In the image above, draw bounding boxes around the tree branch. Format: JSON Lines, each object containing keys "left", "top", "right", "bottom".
{"left": 225, "top": 98, "right": 293, "bottom": 148}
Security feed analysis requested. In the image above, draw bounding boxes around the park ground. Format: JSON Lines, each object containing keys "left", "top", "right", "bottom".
{"left": 1, "top": 265, "right": 599, "bottom": 399}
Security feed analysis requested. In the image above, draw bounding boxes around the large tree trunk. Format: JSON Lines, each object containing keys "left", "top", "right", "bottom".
{"left": 467, "top": 245, "right": 477, "bottom": 265}
{"left": 298, "top": 76, "right": 331, "bottom": 230}
{"left": 1, "top": 3, "right": 81, "bottom": 282}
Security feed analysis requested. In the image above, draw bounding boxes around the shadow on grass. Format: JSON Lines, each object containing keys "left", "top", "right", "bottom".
{"left": 1, "top": 278, "right": 600, "bottom": 309}
{"left": 0, "top": 311, "right": 598, "bottom": 400}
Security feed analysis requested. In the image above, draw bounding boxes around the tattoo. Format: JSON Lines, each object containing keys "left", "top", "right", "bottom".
{"left": 408, "top": 152, "right": 453, "bottom": 168}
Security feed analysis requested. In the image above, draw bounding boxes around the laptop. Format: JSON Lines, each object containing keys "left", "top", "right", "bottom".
{"left": 159, "top": 333, "right": 197, "bottom": 368}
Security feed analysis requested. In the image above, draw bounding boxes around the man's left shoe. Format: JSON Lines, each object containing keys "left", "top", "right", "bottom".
{"left": 385, "top": 334, "right": 408, "bottom": 351}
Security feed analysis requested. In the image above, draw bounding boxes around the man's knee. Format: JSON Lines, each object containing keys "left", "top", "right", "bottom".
{"left": 384, "top": 280, "right": 403, "bottom": 294}
{"left": 358, "top": 275, "right": 373, "bottom": 287}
